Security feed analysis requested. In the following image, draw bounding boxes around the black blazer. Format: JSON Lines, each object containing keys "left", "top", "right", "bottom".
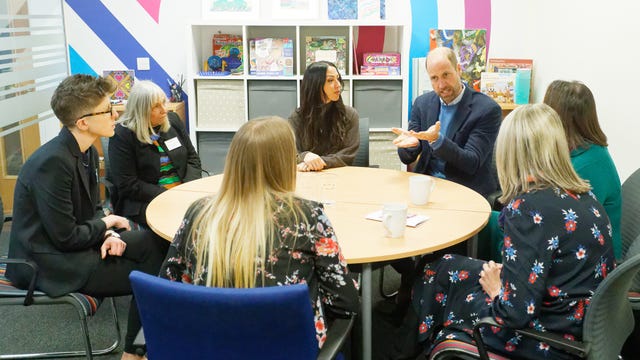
{"left": 108, "top": 112, "right": 202, "bottom": 220}
{"left": 398, "top": 86, "right": 502, "bottom": 197}
{"left": 6, "top": 127, "right": 107, "bottom": 297}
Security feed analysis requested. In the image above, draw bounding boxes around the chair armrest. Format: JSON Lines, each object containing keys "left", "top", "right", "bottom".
{"left": 0, "top": 258, "right": 39, "bottom": 306}
{"left": 486, "top": 190, "right": 504, "bottom": 212}
{"left": 317, "top": 316, "right": 355, "bottom": 360}
{"left": 472, "top": 317, "right": 586, "bottom": 360}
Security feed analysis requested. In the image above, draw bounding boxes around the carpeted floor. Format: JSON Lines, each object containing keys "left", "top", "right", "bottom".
{"left": 0, "top": 217, "right": 413, "bottom": 360}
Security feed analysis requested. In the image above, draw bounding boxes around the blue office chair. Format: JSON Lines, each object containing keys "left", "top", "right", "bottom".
{"left": 129, "top": 271, "right": 354, "bottom": 360}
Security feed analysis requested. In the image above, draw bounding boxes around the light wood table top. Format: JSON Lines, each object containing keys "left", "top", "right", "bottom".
{"left": 146, "top": 166, "right": 490, "bottom": 264}
{"left": 145, "top": 166, "right": 490, "bottom": 360}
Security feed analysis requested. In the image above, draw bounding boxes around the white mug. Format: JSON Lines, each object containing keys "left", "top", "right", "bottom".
{"left": 382, "top": 203, "right": 408, "bottom": 238}
{"left": 409, "top": 176, "right": 435, "bottom": 206}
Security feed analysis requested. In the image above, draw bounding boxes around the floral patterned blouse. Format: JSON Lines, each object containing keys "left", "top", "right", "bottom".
{"left": 413, "top": 187, "right": 615, "bottom": 359}
{"left": 159, "top": 196, "right": 360, "bottom": 348}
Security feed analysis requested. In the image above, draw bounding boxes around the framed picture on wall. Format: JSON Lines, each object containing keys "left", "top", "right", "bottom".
{"left": 202, "top": 0, "right": 259, "bottom": 20}
{"left": 272, "top": 0, "right": 319, "bottom": 19}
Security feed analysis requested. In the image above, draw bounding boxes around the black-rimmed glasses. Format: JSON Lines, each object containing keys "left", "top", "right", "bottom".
{"left": 78, "top": 105, "right": 113, "bottom": 120}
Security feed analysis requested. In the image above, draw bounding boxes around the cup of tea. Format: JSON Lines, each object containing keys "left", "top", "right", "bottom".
{"left": 409, "top": 176, "right": 435, "bottom": 206}
{"left": 382, "top": 203, "right": 408, "bottom": 238}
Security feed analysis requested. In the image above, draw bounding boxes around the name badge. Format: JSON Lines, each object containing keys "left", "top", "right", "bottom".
{"left": 164, "top": 137, "right": 182, "bottom": 151}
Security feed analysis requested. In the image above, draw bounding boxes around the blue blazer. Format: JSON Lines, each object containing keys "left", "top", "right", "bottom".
{"left": 398, "top": 86, "right": 502, "bottom": 197}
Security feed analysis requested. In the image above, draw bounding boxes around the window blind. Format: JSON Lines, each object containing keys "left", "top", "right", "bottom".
{"left": 0, "top": 1, "right": 67, "bottom": 138}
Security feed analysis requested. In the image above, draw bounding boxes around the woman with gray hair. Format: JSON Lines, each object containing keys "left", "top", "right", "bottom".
{"left": 109, "top": 80, "right": 202, "bottom": 226}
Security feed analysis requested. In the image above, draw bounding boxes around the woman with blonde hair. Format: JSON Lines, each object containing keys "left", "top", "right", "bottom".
{"left": 411, "top": 104, "right": 615, "bottom": 359}
{"left": 159, "top": 116, "right": 359, "bottom": 347}
{"left": 109, "top": 80, "right": 202, "bottom": 226}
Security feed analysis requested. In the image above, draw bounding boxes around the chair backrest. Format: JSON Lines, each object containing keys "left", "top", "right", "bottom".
{"left": 99, "top": 136, "right": 113, "bottom": 183}
{"left": 582, "top": 252, "right": 640, "bottom": 360}
{"left": 621, "top": 167, "right": 640, "bottom": 258}
{"left": 129, "top": 271, "right": 318, "bottom": 360}
{"left": 353, "top": 117, "right": 369, "bottom": 167}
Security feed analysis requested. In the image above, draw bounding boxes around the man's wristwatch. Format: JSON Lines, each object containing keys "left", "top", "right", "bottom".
{"left": 104, "top": 230, "right": 121, "bottom": 240}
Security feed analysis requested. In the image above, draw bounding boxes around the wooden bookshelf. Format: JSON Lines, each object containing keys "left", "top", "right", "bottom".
{"left": 499, "top": 103, "right": 520, "bottom": 118}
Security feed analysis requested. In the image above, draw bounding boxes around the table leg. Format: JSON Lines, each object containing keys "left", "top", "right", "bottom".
{"left": 362, "top": 263, "right": 372, "bottom": 360}
{"left": 467, "top": 234, "right": 478, "bottom": 258}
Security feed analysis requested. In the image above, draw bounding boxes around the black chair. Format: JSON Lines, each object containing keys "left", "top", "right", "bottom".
{"left": 0, "top": 196, "right": 121, "bottom": 359}
{"left": 354, "top": 117, "right": 370, "bottom": 167}
{"left": 99, "top": 136, "right": 118, "bottom": 214}
{"left": 621, "top": 167, "right": 640, "bottom": 261}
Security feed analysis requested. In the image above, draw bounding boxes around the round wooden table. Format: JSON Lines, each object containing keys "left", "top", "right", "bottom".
{"left": 146, "top": 166, "right": 490, "bottom": 360}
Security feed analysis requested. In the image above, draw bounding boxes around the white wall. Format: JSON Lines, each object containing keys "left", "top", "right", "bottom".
{"left": 490, "top": 0, "right": 639, "bottom": 181}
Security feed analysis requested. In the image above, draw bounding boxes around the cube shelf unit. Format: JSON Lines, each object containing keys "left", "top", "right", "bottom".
{"left": 186, "top": 21, "right": 410, "bottom": 174}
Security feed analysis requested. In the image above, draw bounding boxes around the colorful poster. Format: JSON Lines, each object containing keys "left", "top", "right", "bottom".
{"left": 102, "top": 70, "right": 134, "bottom": 102}
{"left": 429, "top": 29, "right": 487, "bottom": 91}
{"left": 328, "top": 0, "right": 357, "bottom": 19}
{"left": 202, "top": 0, "right": 259, "bottom": 19}
{"left": 272, "top": 0, "right": 319, "bottom": 19}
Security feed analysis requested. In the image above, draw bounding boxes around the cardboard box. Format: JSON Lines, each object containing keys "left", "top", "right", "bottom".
{"left": 360, "top": 65, "right": 400, "bottom": 76}
{"left": 362, "top": 52, "right": 401, "bottom": 67}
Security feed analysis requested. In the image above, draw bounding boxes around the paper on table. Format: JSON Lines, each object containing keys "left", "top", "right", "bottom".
{"left": 365, "top": 210, "right": 430, "bottom": 227}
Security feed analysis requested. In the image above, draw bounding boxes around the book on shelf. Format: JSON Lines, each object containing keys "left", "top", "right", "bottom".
{"left": 103, "top": 70, "right": 134, "bottom": 102}
{"left": 487, "top": 58, "right": 533, "bottom": 104}
{"left": 480, "top": 72, "right": 516, "bottom": 104}
{"left": 249, "top": 38, "right": 294, "bottom": 76}
{"left": 487, "top": 58, "right": 533, "bottom": 72}
{"left": 210, "top": 33, "right": 243, "bottom": 74}
{"left": 305, "top": 36, "right": 347, "bottom": 74}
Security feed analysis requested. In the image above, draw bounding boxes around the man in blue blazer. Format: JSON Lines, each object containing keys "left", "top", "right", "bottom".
{"left": 388, "top": 47, "right": 501, "bottom": 320}
{"left": 393, "top": 47, "right": 501, "bottom": 197}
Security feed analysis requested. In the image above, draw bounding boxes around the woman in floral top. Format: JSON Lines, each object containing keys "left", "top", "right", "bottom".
{"left": 159, "top": 116, "right": 359, "bottom": 348}
{"left": 412, "top": 104, "right": 615, "bottom": 359}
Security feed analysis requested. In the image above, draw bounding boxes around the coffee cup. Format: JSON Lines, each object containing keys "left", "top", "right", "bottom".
{"left": 409, "top": 176, "right": 435, "bottom": 206}
{"left": 382, "top": 203, "right": 408, "bottom": 238}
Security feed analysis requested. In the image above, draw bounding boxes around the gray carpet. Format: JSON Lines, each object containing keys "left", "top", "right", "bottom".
{"left": 0, "top": 218, "right": 409, "bottom": 360}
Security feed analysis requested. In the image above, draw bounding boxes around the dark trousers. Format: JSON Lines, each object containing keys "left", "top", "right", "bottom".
{"left": 79, "top": 229, "right": 169, "bottom": 354}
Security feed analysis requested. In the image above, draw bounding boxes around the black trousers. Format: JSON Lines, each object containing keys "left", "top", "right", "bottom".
{"left": 79, "top": 229, "right": 169, "bottom": 354}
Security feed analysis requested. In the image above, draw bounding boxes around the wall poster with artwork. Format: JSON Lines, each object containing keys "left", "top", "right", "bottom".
{"left": 272, "top": 0, "right": 319, "bottom": 19}
{"left": 202, "top": 0, "right": 259, "bottom": 20}
{"left": 429, "top": 29, "right": 487, "bottom": 91}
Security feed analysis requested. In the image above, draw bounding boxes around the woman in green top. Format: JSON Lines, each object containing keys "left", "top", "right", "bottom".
{"left": 544, "top": 80, "right": 622, "bottom": 260}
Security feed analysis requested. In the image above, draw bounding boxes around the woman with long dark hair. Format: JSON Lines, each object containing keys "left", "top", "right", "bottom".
{"left": 289, "top": 61, "right": 359, "bottom": 171}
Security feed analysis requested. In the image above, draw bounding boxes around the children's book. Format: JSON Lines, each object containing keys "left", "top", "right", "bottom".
{"left": 211, "top": 34, "right": 243, "bottom": 74}
{"left": 487, "top": 58, "right": 533, "bottom": 104}
{"left": 480, "top": 72, "right": 516, "bottom": 104}
{"left": 249, "top": 38, "right": 294, "bottom": 76}
{"left": 429, "top": 29, "right": 487, "bottom": 92}
{"left": 305, "top": 36, "right": 347, "bottom": 74}
{"left": 102, "top": 70, "right": 134, "bottom": 102}
{"left": 487, "top": 58, "right": 533, "bottom": 73}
